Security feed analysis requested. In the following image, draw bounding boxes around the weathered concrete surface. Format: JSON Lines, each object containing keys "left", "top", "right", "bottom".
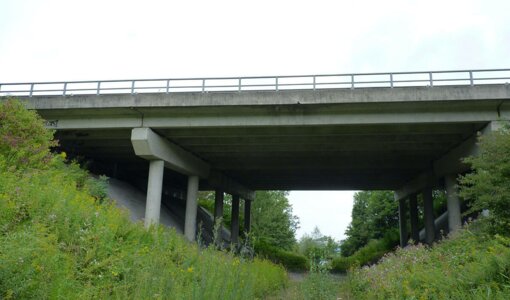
{"left": 21, "top": 84, "right": 510, "bottom": 109}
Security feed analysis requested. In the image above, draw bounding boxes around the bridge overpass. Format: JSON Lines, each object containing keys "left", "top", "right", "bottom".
{"left": 1, "top": 69, "right": 509, "bottom": 246}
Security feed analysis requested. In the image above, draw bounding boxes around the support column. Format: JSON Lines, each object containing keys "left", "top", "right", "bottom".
{"left": 398, "top": 198, "right": 408, "bottom": 248}
{"left": 231, "top": 195, "right": 240, "bottom": 244}
{"left": 244, "top": 199, "right": 252, "bottom": 235}
{"left": 445, "top": 174, "right": 462, "bottom": 233}
{"left": 214, "top": 189, "right": 224, "bottom": 243}
{"left": 145, "top": 160, "right": 165, "bottom": 228}
{"left": 214, "top": 189, "right": 224, "bottom": 223}
{"left": 409, "top": 194, "right": 420, "bottom": 244}
{"left": 184, "top": 175, "right": 199, "bottom": 242}
{"left": 423, "top": 187, "right": 435, "bottom": 245}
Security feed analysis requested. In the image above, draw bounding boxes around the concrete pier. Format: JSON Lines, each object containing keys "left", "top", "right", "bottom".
{"left": 231, "top": 195, "right": 240, "bottom": 244}
{"left": 398, "top": 198, "right": 408, "bottom": 247}
{"left": 423, "top": 188, "right": 435, "bottom": 245}
{"left": 445, "top": 174, "right": 462, "bottom": 233}
{"left": 409, "top": 194, "right": 420, "bottom": 244}
{"left": 244, "top": 199, "right": 252, "bottom": 234}
{"left": 145, "top": 160, "right": 165, "bottom": 228}
{"left": 184, "top": 175, "right": 199, "bottom": 241}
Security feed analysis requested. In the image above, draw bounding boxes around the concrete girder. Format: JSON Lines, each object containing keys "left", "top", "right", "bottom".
{"left": 38, "top": 108, "right": 501, "bottom": 130}
{"left": 131, "top": 128, "right": 255, "bottom": 199}
{"left": 395, "top": 121, "right": 504, "bottom": 200}
{"left": 131, "top": 127, "right": 210, "bottom": 177}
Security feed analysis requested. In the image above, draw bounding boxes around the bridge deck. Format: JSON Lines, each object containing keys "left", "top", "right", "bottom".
{"left": 10, "top": 83, "right": 508, "bottom": 190}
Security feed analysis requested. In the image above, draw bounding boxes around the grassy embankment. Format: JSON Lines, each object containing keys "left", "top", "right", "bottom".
{"left": 0, "top": 100, "right": 287, "bottom": 299}
{"left": 343, "top": 125, "right": 510, "bottom": 299}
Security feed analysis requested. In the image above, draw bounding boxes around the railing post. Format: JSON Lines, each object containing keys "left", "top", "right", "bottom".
{"left": 202, "top": 79, "right": 205, "bottom": 93}
{"left": 351, "top": 75, "right": 354, "bottom": 89}
{"left": 390, "top": 73, "right": 394, "bottom": 88}
{"left": 131, "top": 80, "right": 135, "bottom": 94}
{"left": 96, "top": 82, "right": 101, "bottom": 95}
{"left": 312, "top": 76, "right": 316, "bottom": 90}
{"left": 29, "top": 83, "right": 34, "bottom": 97}
{"left": 429, "top": 72, "right": 433, "bottom": 87}
{"left": 63, "top": 82, "right": 67, "bottom": 96}
{"left": 469, "top": 71, "right": 474, "bottom": 86}
{"left": 238, "top": 78, "right": 242, "bottom": 92}
{"left": 166, "top": 79, "right": 170, "bottom": 94}
{"left": 275, "top": 77, "right": 279, "bottom": 91}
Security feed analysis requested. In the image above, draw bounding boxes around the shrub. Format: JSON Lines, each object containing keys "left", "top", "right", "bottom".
{"left": 255, "top": 240, "right": 309, "bottom": 271}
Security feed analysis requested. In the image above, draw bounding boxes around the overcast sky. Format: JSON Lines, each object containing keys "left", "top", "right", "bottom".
{"left": 1, "top": 0, "right": 509, "bottom": 240}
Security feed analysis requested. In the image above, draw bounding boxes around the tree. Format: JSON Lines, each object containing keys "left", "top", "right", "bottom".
{"left": 341, "top": 191, "right": 399, "bottom": 256}
{"left": 298, "top": 227, "right": 340, "bottom": 261}
{"left": 251, "top": 191, "right": 299, "bottom": 250}
{"left": 460, "top": 126, "right": 510, "bottom": 234}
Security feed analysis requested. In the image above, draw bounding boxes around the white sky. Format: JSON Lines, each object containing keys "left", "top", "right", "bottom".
{"left": 1, "top": 0, "right": 509, "bottom": 241}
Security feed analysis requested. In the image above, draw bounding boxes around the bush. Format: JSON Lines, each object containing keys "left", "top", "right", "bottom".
{"left": 255, "top": 240, "right": 309, "bottom": 271}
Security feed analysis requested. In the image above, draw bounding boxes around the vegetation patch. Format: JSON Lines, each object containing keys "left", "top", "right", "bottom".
{"left": 0, "top": 100, "right": 287, "bottom": 299}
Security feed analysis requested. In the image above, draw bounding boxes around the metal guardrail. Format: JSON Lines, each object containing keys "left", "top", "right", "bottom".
{"left": 0, "top": 69, "right": 509, "bottom": 97}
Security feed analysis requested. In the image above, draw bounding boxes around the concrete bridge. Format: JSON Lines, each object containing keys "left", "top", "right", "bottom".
{"left": 1, "top": 69, "right": 509, "bottom": 246}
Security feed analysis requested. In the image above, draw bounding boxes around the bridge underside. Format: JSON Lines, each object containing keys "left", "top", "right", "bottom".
{"left": 54, "top": 121, "right": 484, "bottom": 190}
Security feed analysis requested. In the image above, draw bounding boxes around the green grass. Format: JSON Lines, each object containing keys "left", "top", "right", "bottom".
{"left": 0, "top": 159, "right": 287, "bottom": 299}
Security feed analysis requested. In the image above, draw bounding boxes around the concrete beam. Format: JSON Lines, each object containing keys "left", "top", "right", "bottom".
{"left": 131, "top": 127, "right": 210, "bottom": 177}
{"left": 395, "top": 171, "right": 436, "bottom": 200}
{"left": 38, "top": 107, "right": 500, "bottom": 130}
{"left": 396, "top": 121, "right": 504, "bottom": 199}
{"left": 131, "top": 128, "right": 255, "bottom": 200}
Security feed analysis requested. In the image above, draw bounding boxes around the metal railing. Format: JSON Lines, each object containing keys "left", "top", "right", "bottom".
{"left": 0, "top": 68, "right": 509, "bottom": 97}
